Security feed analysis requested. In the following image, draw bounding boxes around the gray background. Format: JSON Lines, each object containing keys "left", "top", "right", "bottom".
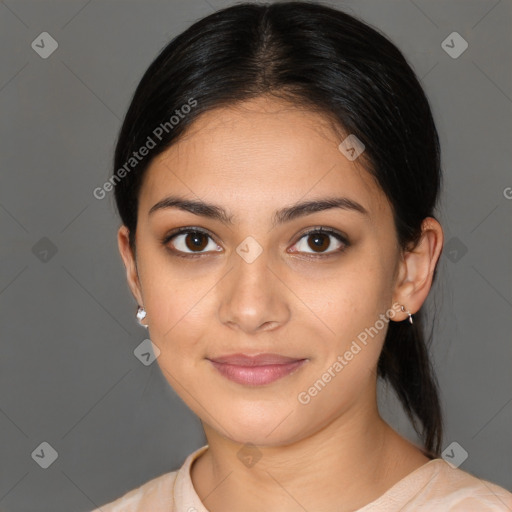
{"left": 1, "top": 0, "right": 511, "bottom": 511}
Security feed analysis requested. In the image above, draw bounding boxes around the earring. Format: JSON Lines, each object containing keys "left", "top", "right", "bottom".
{"left": 400, "top": 305, "right": 413, "bottom": 325}
{"left": 136, "top": 305, "right": 148, "bottom": 328}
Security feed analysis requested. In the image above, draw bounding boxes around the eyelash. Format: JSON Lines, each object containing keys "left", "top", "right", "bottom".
{"left": 161, "top": 226, "right": 350, "bottom": 260}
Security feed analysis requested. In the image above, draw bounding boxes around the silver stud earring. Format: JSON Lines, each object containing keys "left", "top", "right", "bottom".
{"left": 400, "top": 305, "right": 413, "bottom": 325}
{"left": 136, "top": 305, "right": 148, "bottom": 328}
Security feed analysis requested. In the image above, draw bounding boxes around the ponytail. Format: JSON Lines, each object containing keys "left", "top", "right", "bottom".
{"left": 378, "top": 309, "right": 443, "bottom": 457}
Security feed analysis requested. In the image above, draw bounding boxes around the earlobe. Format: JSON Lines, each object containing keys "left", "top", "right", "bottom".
{"left": 393, "top": 217, "right": 444, "bottom": 321}
{"left": 117, "top": 225, "right": 144, "bottom": 306}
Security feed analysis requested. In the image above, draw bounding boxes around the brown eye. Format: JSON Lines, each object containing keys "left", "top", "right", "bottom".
{"left": 184, "top": 232, "right": 209, "bottom": 251}
{"left": 165, "top": 229, "right": 222, "bottom": 256}
{"left": 291, "top": 228, "right": 348, "bottom": 256}
{"left": 307, "top": 233, "right": 331, "bottom": 252}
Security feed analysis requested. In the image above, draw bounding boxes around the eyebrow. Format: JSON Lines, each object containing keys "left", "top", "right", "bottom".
{"left": 148, "top": 195, "right": 370, "bottom": 227}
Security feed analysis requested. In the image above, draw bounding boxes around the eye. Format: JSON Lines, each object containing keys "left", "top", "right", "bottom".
{"left": 163, "top": 228, "right": 222, "bottom": 257}
{"left": 289, "top": 228, "right": 348, "bottom": 256}
{"left": 162, "top": 226, "right": 349, "bottom": 259}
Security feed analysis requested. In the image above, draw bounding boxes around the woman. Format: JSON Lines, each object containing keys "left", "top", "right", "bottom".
{"left": 92, "top": 2, "right": 512, "bottom": 510}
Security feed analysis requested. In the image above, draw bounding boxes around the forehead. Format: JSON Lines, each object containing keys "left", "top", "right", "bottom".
{"left": 139, "top": 96, "right": 391, "bottom": 224}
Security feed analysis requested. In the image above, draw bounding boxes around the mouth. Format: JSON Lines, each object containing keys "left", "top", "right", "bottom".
{"left": 206, "top": 353, "right": 308, "bottom": 386}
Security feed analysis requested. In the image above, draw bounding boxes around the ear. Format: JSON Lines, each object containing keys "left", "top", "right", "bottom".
{"left": 392, "top": 217, "right": 444, "bottom": 322}
{"left": 117, "top": 225, "right": 145, "bottom": 311}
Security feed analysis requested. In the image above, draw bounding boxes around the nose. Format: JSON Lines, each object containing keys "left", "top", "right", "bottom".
{"left": 218, "top": 245, "right": 291, "bottom": 334}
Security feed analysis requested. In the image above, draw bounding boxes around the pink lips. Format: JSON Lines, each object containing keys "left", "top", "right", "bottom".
{"left": 207, "top": 353, "right": 307, "bottom": 386}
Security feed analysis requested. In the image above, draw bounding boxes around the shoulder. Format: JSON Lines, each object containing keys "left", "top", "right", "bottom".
{"left": 88, "top": 469, "right": 179, "bottom": 512}
{"left": 88, "top": 445, "right": 209, "bottom": 512}
{"left": 410, "top": 459, "right": 512, "bottom": 510}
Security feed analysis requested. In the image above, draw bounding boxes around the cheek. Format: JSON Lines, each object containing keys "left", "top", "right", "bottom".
{"left": 300, "top": 263, "right": 390, "bottom": 342}
{"left": 146, "top": 289, "right": 207, "bottom": 355}
{"left": 296, "top": 289, "right": 391, "bottom": 415}
{"left": 295, "top": 272, "right": 392, "bottom": 405}
{"left": 136, "top": 253, "right": 211, "bottom": 353}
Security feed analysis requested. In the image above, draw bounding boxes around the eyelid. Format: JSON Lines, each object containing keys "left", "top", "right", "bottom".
{"left": 294, "top": 226, "right": 349, "bottom": 244}
{"left": 162, "top": 226, "right": 216, "bottom": 243}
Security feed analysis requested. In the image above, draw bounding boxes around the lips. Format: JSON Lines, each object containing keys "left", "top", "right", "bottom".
{"left": 208, "top": 353, "right": 303, "bottom": 366}
{"left": 207, "top": 353, "right": 308, "bottom": 386}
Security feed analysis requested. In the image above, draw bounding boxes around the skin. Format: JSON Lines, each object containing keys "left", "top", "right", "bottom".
{"left": 118, "top": 95, "right": 444, "bottom": 512}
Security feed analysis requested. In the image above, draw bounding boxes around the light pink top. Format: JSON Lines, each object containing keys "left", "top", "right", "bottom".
{"left": 91, "top": 445, "right": 512, "bottom": 511}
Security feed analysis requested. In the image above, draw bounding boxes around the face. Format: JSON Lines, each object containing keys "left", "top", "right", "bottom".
{"left": 119, "top": 96, "right": 409, "bottom": 446}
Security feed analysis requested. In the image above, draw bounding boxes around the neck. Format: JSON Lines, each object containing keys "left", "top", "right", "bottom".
{"left": 190, "top": 390, "right": 428, "bottom": 512}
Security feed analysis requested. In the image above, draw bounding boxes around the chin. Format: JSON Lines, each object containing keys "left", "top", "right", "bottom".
{"left": 212, "top": 404, "right": 302, "bottom": 444}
